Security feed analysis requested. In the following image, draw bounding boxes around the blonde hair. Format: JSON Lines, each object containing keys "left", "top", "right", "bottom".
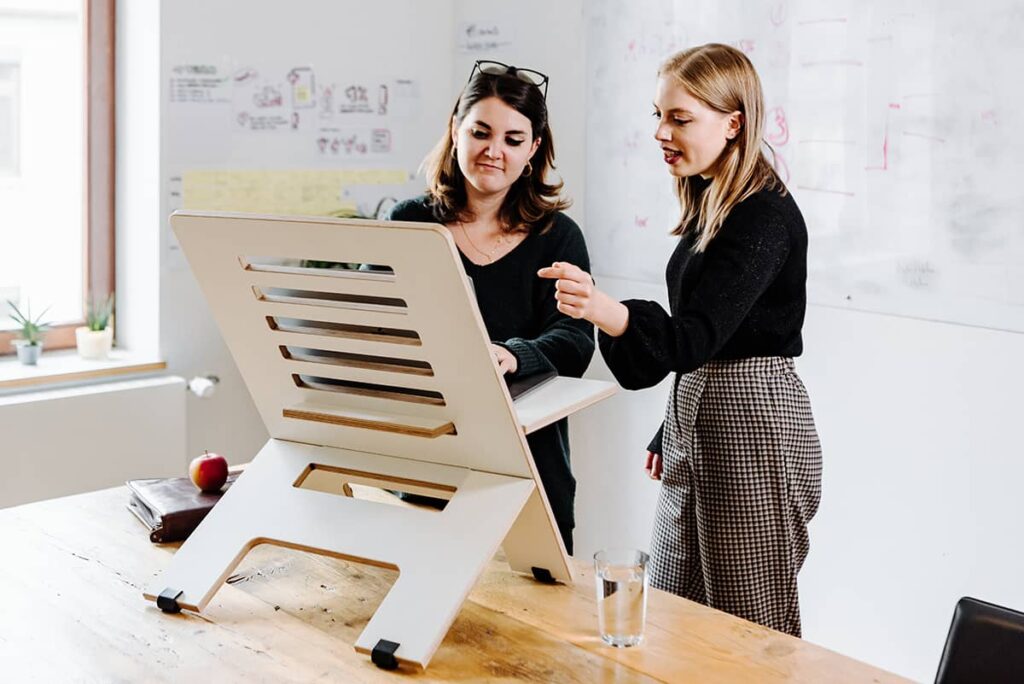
{"left": 659, "top": 43, "right": 784, "bottom": 250}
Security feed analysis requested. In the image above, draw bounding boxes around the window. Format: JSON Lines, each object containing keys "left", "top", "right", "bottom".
{"left": 0, "top": 62, "right": 18, "bottom": 175}
{"left": 0, "top": 0, "right": 114, "bottom": 354}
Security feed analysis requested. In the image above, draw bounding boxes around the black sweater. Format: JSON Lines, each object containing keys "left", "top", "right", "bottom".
{"left": 599, "top": 184, "right": 808, "bottom": 453}
{"left": 387, "top": 195, "right": 594, "bottom": 551}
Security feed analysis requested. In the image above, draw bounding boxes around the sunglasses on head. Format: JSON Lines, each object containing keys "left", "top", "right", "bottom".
{"left": 468, "top": 60, "right": 549, "bottom": 99}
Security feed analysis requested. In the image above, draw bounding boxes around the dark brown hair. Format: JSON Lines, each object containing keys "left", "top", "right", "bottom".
{"left": 422, "top": 70, "right": 569, "bottom": 234}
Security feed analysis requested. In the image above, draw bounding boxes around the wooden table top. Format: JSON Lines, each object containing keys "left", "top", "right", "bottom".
{"left": 0, "top": 486, "right": 911, "bottom": 683}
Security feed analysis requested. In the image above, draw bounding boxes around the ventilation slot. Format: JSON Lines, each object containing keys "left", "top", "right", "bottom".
{"left": 267, "top": 316, "right": 421, "bottom": 346}
{"left": 242, "top": 256, "right": 395, "bottom": 280}
{"left": 293, "top": 374, "right": 445, "bottom": 406}
{"left": 254, "top": 286, "right": 406, "bottom": 313}
{"left": 280, "top": 346, "right": 433, "bottom": 376}
{"left": 294, "top": 464, "right": 454, "bottom": 509}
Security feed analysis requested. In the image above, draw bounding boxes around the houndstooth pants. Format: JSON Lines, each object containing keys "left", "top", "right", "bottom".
{"left": 650, "top": 356, "right": 822, "bottom": 637}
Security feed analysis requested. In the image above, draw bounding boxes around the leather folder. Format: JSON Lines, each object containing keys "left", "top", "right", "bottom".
{"left": 126, "top": 473, "right": 239, "bottom": 543}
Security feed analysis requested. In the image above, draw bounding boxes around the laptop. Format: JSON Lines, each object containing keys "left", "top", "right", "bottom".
{"left": 505, "top": 368, "right": 558, "bottom": 401}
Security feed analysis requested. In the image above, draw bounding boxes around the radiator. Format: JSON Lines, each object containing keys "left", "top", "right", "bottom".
{"left": 0, "top": 376, "right": 187, "bottom": 508}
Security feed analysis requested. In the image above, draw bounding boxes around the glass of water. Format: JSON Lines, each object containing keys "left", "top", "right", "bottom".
{"left": 593, "top": 548, "right": 650, "bottom": 647}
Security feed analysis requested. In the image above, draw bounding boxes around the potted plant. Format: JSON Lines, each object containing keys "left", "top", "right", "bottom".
{"left": 76, "top": 293, "right": 114, "bottom": 360}
{"left": 7, "top": 300, "right": 50, "bottom": 365}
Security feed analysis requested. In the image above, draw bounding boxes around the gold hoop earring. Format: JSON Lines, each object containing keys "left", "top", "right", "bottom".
{"left": 450, "top": 146, "right": 458, "bottom": 160}
{"left": 521, "top": 161, "right": 533, "bottom": 178}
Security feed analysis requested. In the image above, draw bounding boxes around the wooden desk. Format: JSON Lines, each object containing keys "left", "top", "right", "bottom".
{"left": 0, "top": 486, "right": 910, "bottom": 683}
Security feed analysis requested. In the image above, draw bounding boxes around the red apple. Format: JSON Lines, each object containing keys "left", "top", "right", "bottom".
{"left": 189, "top": 450, "right": 228, "bottom": 493}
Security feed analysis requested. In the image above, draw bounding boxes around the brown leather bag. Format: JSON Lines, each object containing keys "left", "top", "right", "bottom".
{"left": 126, "top": 473, "right": 239, "bottom": 543}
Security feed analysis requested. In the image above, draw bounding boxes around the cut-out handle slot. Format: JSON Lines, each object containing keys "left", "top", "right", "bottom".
{"left": 294, "top": 464, "right": 454, "bottom": 509}
{"left": 280, "top": 346, "right": 434, "bottom": 376}
{"left": 242, "top": 256, "right": 395, "bottom": 280}
{"left": 283, "top": 404, "right": 456, "bottom": 438}
{"left": 293, "top": 374, "right": 445, "bottom": 406}
{"left": 254, "top": 286, "right": 407, "bottom": 313}
{"left": 267, "top": 316, "right": 421, "bottom": 346}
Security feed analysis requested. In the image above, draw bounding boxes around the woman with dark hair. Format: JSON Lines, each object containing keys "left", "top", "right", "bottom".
{"left": 386, "top": 61, "right": 593, "bottom": 554}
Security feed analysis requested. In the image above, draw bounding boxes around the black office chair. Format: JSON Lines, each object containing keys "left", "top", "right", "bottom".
{"left": 934, "top": 596, "right": 1024, "bottom": 684}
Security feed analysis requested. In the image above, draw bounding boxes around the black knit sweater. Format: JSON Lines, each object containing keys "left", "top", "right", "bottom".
{"left": 599, "top": 184, "right": 808, "bottom": 453}
{"left": 387, "top": 195, "right": 594, "bottom": 552}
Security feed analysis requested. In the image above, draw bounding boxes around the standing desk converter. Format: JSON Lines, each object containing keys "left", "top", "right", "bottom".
{"left": 145, "top": 211, "right": 617, "bottom": 671}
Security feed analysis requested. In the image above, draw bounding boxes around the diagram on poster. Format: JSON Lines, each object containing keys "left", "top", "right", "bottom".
{"left": 170, "top": 62, "right": 420, "bottom": 158}
{"left": 169, "top": 64, "right": 230, "bottom": 104}
{"left": 165, "top": 62, "right": 427, "bottom": 269}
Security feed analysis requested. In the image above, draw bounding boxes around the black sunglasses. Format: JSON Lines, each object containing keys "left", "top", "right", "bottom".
{"left": 468, "top": 60, "right": 549, "bottom": 99}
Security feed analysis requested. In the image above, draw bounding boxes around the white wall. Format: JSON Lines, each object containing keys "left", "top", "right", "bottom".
{"left": 115, "top": 0, "right": 161, "bottom": 355}
{"left": 799, "top": 308, "right": 1024, "bottom": 680}
{"left": 0, "top": 376, "right": 187, "bottom": 508}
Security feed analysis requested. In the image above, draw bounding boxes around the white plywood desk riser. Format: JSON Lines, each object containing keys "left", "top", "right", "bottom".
{"left": 146, "top": 211, "right": 616, "bottom": 671}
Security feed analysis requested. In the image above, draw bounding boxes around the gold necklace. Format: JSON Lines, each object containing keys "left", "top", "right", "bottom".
{"left": 458, "top": 221, "right": 508, "bottom": 263}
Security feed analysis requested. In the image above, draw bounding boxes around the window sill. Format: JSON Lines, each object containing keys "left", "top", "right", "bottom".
{"left": 0, "top": 349, "right": 167, "bottom": 393}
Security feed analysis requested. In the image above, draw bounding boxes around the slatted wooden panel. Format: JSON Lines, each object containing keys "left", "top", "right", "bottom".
{"left": 171, "top": 210, "right": 576, "bottom": 581}
{"left": 174, "top": 213, "right": 529, "bottom": 470}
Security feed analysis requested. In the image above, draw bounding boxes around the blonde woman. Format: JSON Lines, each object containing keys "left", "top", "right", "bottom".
{"left": 540, "top": 44, "right": 821, "bottom": 636}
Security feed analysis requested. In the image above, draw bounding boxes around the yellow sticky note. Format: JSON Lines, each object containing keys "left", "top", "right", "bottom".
{"left": 182, "top": 169, "right": 408, "bottom": 216}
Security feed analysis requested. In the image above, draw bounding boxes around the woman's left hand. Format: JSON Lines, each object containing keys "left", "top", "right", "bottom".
{"left": 644, "top": 451, "right": 663, "bottom": 481}
{"left": 491, "top": 344, "right": 518, "bottom": 374}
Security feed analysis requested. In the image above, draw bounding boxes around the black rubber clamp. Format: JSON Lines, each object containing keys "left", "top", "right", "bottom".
{"left": 371, "top": 639, "right": 401, "bottom": 670}
{"left": 531, "top": 567, "right": 556, "bottom": 583}
{"left": 156, "top": 588, "right": 183, "bottom": 613}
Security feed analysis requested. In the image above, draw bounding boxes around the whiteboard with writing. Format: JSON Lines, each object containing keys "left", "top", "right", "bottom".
{"left": 159, "top": 0, "right": 460, "bottom": 272}
{"left": 586, "top": 0, "right": 1024, "bottom": 332}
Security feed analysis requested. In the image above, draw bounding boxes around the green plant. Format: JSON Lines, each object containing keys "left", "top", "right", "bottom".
{"left": 300, "top": 197, "right": 398, "bottom": 271}
{"left": 7, "top": 300, "right": 50, "bottom": 345}
{"left": 86, "top": 293, "right": 114, "bottom": 331}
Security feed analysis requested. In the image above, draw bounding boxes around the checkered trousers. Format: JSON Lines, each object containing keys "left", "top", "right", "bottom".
{"left": 650, "top": 356, "right": 822, "bottom": 637}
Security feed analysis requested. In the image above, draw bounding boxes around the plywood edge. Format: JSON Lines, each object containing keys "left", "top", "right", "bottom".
{"left": 515, "top": 377, "right": 619, "bottom": 434}
{"left": 283, "top": 403, "right": 455, "bottom": 438}
{"left": 0, "top": 361, "right": 168, "bottom": 391}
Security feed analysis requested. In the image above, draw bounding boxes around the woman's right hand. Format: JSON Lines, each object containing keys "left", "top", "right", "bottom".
{"left": 644, "top": 451, "right": 663, "bottom": 480}
{"left": 537, "top": 261, "right": 630, "bottom": 337}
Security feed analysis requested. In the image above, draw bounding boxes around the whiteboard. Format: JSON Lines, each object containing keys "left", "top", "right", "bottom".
{"left": 161, "top": 0, "right": 456, "bottom": 261}
{"left": 586, "top": 0, "right": 1024, "bottom": 333}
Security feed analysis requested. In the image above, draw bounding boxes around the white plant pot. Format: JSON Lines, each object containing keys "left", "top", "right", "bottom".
{"left": 75, "top": 326, "right": 113, "bottom": 360}
{"left": 12, "top": 339, "right": 43, "bottom": 365}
